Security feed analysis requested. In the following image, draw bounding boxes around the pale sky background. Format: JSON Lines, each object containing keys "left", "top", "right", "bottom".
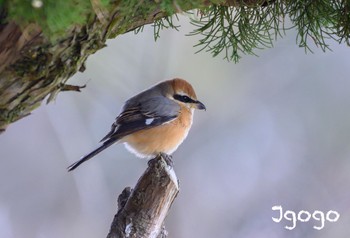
{"left": 1, "top": 14, "right": 350, "bottom": 238}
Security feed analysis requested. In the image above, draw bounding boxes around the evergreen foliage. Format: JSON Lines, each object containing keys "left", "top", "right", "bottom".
{"left": 152, "top": 15, "right": 180, "bottom": 41}
{"left": 188, "top": 5, "right": 279, "bottom": 62}
{"left": 146, "top": 0, "right": 350, "bottom": 62}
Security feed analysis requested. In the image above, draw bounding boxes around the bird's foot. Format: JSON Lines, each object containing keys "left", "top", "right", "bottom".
{"left": 148, "top": 153, "right": 174, "bottom": 168}
{"left": 159, "top": 152, "right": 174, "bottom": 167}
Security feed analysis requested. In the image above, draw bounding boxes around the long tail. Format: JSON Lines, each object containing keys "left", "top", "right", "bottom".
{"left": 67, "top": 138, "right": 119, "bottom": 171}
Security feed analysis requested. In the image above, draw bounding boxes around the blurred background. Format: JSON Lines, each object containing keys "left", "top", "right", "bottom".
{"left": 1, "top": 15, "right": 350, "bottom": 238}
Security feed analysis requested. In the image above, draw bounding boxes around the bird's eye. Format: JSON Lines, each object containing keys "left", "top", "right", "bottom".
{"left": 181, "top": 95, "right": 191, "bottom": 102}
{"left": 174, "top": 94, "right": 194, "bottom": 103}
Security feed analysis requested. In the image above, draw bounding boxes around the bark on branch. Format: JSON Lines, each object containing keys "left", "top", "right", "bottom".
{"left": 107, "top": 154, "right": 179, "bottom": 238}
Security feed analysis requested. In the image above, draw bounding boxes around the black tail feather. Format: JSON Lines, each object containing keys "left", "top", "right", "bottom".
{"left": 67, "top": 138, "right": 118, "bottom": 171}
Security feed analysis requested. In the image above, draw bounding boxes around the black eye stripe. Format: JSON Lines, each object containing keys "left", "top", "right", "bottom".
{"left": 174, "top": 94, "right": 196, "bottom": 103}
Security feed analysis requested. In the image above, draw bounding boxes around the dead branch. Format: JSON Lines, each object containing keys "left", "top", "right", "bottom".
{"left": 107, "top": 154, "right": 179, "bottom": 238}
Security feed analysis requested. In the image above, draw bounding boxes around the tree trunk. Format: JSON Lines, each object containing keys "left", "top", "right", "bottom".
{"left": 107, "top": 154, "right": 179, "bottom": 238}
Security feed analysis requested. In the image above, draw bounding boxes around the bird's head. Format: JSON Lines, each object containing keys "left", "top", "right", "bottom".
{"left": 166, "top": 78, "right": 206, "bottom": 111}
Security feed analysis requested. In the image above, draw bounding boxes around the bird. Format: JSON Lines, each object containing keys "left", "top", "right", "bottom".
{"left": 67, "top": 78, "right": 206, "bottom": 171}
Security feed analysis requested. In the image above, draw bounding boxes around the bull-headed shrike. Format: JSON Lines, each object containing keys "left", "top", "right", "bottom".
{"left": 67, "top": 78, "right": 205, "bottom": 171}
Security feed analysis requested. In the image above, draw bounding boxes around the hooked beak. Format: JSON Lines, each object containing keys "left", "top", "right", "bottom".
{"left": 194, "top": 100, "right": 206, "bottom": 111}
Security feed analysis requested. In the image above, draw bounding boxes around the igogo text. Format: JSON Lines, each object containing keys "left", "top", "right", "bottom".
{"left": 272, "top": 205, "right": 340, "bottom": 230}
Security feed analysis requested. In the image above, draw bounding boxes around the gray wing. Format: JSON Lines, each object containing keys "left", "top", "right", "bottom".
{"left": 100, "top": 96, "right": 180, "bottom": 142}
{"left": 67, "top": 96, "right": 179, "bottom": 171}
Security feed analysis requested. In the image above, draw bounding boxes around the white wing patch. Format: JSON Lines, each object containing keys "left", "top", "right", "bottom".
{"left": 145, "top": 118, "right": 154, "bottom": 125}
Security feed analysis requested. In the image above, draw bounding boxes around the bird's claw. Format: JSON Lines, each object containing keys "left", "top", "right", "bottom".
{"left": 159, "top": 152, "right": 174, "bottom": 167}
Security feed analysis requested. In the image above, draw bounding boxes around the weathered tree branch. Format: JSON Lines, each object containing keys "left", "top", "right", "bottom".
{"left": 0, "top": 0, "right": 269, "bottom": 132}
{"left": 107, "top": 154, "right": 179, "bottom": 238}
